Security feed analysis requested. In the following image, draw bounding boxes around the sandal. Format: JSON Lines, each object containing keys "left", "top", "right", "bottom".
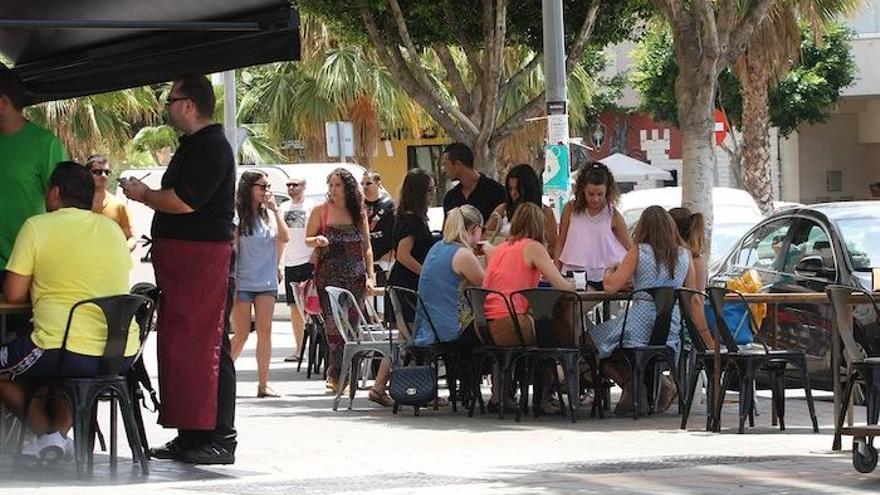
{"left": 257, "top": 385, "right": 280, "bottom": 398}
{"left": 368, "top": 388, "right": 393, "bottom": 407}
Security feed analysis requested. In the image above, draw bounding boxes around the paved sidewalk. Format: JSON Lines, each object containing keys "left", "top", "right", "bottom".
{"left": 2, "top": 318, "right": 880, "bottom": 494}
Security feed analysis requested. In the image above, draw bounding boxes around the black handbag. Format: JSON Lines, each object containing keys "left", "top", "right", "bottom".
{"left": 389, "top": 365, "right": 437, "bottom": 412}
{"left": 387, "top": 306, "right": 438, "bottom": 415}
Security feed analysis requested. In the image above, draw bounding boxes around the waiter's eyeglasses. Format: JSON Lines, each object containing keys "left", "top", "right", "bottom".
{"left": 91, "top": 169, "right": 112, "bottom": 176}
{"left": 254, "top": 183, "right": 270, "bottom": 191}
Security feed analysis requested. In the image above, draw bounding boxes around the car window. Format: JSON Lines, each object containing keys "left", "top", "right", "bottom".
{"left": 834, "top": 217, "right": 880, "bottom": 270}
{"left": 733, "top": 219, "right": 792, "bottom": 271}
{"left": 783, "top": 220, "right": 834, "bottom": 273}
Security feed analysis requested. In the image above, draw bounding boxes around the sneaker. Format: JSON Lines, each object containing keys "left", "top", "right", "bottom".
{"left": 177, "top": 442, "right": 235, "bottom": 465}
{"left": 21, "top": 432, "right": 67, "bottom": 463}
{"left": 149, "top": 437, "right": 191, "bottom": 460}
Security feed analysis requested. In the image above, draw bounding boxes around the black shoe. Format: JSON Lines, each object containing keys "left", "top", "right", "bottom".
{"left": 149, "top": 439, "right": 188, "bottom": 460}
{"left": 177, "top": 442, "right": 236, "bottom": 465}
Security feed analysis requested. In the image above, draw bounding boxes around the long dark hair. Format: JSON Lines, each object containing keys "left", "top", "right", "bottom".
{"left": 633, "top": 205, "right": 682, "bottom": 276}
{"left": 329, "top": 168, "right": 364, "bottom": 224}
{"left": 397, "top": 168, "right": 433, "bottom": 221}
{"left": 504, "top": 164, "right": 543, "bottom": 220}
{"left": 236, "top": 170, "right": 269, "bottom": 236}
{"left": 572, "top": 161, "right": 620, "bottom": 213}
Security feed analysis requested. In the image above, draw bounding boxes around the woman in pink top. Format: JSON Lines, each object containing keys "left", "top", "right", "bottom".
{"left": 484, "top": 203, "right": 575, "bottom": 346}
{"left": 556, "top": 162, "right": 631, "bottom": 289}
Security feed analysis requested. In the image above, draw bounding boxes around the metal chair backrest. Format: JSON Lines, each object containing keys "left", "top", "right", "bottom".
{"left": 465, "top": 287, "right": 525, "bottom": 346}
{"left": 510, "top": 288, "right": 582, "bottom": 348}
{"left": 706, "top": 287, "right": 767, "bottom": 354}
{"left": 386, "top": 286, "right": 414, "bottom": 343}
{"left": 675, "top": 288, "right": 713, "bottom": 354}
{"left": 324, "top": 286, "right": 383, "bottom": 343}
{"left": 826, "top": 284, "right": 880, "bottom": 364}
{"left": 618, "top": 286, "right": 677, "bottom": 348}
{"left": 387, "top": 286, "right": 442, "bottom": 345}
{"left": 129, "top": 283, "right": 160, "bottom": 361}
{"left": 59, "top": 294, "right": 152, "bottom": 377}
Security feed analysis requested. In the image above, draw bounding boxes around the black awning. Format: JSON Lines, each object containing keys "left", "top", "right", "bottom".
{"left": 0, "top": 0, "right": 300, "bottom": 104}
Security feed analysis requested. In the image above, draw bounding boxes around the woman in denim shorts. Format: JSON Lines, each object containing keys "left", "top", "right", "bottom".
{"left": 229, "top": 171, "right": 289, "bottom": 398}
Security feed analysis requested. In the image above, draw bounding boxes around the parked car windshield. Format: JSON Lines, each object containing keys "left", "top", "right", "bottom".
{"left": 711, "top": 222, "right": 756, "bottom": 264}
{"left": 834, "top": 217, "right": 880, "bottom": 270}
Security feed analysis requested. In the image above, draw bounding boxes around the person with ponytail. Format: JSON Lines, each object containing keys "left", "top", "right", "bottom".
{"left": 669, "top": 207, "right": 713, "bottom": 348}
{"left": 669, "top": 207, "right": 708, "bottom": 292}
{"left": 367, "top": 205, "right": 487, "bottom": 407}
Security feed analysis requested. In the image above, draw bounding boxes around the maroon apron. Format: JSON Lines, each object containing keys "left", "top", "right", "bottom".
{"left": 152, "top": 238, "right": 231, "bottom": 430}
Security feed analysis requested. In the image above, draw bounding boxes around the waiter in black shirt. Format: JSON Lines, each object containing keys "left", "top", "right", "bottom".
{"left": 441, "top": 142, "right": 506, "bottom": 222}
{"left": 121, "top": 74, "right": 237, "bottom": 465}
{"left": 362, "top": 171, "right": 395, "bottom": 319}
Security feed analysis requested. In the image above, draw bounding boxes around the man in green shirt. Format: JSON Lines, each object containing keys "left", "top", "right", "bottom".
{"left": 0, "top": 68, "right": 67, "bottom": 279}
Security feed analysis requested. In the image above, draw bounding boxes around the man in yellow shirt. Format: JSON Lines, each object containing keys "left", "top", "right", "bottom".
{"left": 85, "top": 154, "right": 136, "bottom": 251}
{"left": 0, "top": 161, "right": 134, "bottom": 462}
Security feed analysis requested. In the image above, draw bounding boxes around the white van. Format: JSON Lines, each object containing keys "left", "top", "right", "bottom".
{"left": 618, "top": 186, "right": 764, "bottom": 263}
{"left": 118, "top": 162, "right": 377, "bottom": 286}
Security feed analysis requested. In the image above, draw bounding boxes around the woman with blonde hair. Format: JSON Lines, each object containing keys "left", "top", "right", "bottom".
{"left": 367, "top": 205, "right": 486, "bottom": 406}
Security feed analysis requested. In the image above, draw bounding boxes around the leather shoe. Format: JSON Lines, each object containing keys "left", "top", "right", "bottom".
{"left": 177, "top": 442, "right": 236, "bottom": 465}
{"left": 149, "top": 439, "right": 188, "bottom": 460}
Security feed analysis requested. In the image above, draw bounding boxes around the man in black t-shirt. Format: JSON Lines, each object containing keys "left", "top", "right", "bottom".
{"left": 362, "top": 171, "right": 396, "bottom": 268}
{"left": 122, "top": 74, "right": 236, "bottom": 465}
{"left": 441, "top": 142, "right": 506, "bottom": 222}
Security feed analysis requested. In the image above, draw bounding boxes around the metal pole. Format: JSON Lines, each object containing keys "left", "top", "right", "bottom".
{"left": 542, "top": 0, "right": 566, "bottom": 106}
{"left": 542, "top": 0, "right": 570, "bottom": 216}
{"left": 222, "top": 70, "right": 238, "bottom": 165}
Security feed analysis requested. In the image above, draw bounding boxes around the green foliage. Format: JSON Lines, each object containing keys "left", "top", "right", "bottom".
{"left": 630, "top": 28, "right": 741, "bottom": 125}
{"left": 631, "top": 22, "right": 856, "bottom": 135}
{"left": 769, "top": 22, "right": 857, "bottom": 137}
{"left": 299, "top": 0, "right": 651, "bottom": 53}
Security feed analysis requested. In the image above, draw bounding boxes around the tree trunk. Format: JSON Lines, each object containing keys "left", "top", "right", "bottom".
{"left": 674, "top": 66, "right": 716, "bottom": 228}
{"left": 473, "top": 137, "right": 498, "bottom": 180}
{"left": 739, "top": 56, "right": 774, "bottom": 215}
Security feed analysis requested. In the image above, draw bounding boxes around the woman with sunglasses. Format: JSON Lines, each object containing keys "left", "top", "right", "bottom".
{"left": 86, "top": 154, "right": 135, "bottom": 251}
{"left": 230, "top": 170, "right": 290, "bottom": 398}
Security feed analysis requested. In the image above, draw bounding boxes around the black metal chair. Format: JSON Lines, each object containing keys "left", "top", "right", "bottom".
{"left": 511, "top": 288, "right": 585, "bottom": 422}
{"left": 292, "top": 282, "right": 327, "bottom": 379}
{"left": 387, "top": 285, "right": 466, "bottom": 412}
{"left": 706, "top": 287, "right": 819, "bottom": 434}
{"left": 16, "top": 294, "right": 153, "bottom": 478}
{"left": 465, "top": 288, "right": 532, "bottom": 421}
{"left": 827, "top": 285, "right": 880, "bottom": 450}
{"left": 676, "top": 288, "right": 723, "bottom": 431}
{"left": 95, "top": 283, "right": 160, "bottom": 463}
{"left": 594, "top": 287, "right": 682, "bottom": 420}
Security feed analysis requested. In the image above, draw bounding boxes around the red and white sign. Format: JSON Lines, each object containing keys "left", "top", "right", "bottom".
{"left": 714, "top": 109, "right": 729, "bottom": 146}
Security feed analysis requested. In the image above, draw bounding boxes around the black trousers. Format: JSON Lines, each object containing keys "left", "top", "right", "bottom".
{"left": 178, "top": 276, "right": 237, "bottom": 448}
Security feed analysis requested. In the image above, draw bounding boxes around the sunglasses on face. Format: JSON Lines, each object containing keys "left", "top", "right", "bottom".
{"left": 91, "top": 169, "right": 112, "bottom": 177}
{"left": 287, "top": 182, "right": 304, "bottom": 188}
{"left": 254, "top": 183, "right": 270, "bottom": 191}
{"left": 361, "top": 181, "right": 374, "bottom": 187}
{"left": 165, "top": 96, "right": 189, "bottom": 106}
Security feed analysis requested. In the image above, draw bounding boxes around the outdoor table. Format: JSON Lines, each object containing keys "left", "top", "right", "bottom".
{"left": 0, "top": 300, "right": 31, "bottom": 454}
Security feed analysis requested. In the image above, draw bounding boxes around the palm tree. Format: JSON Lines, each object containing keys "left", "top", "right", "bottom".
{"left": 735, "top": 0, "right": 863, "bottom": 213}
{"left": 25, "top": 86, "right": 159, "bottom": 162}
